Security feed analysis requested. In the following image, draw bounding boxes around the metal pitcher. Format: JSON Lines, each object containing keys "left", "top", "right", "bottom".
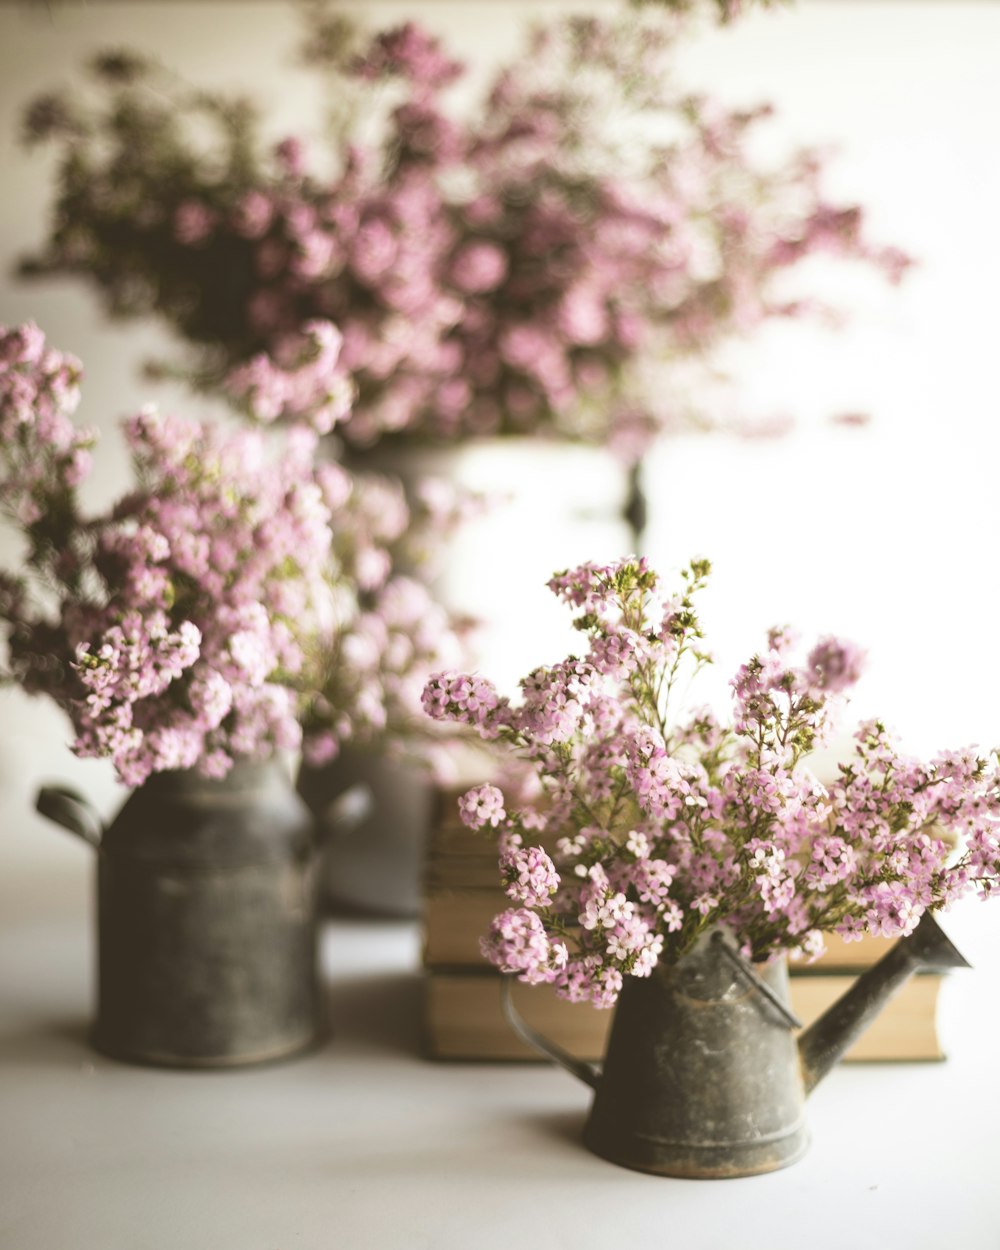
{"left": 36, "top": 759, "right": 323, "bottom": 1068}
{"left": 503, "top": 914, "right": 970, "bottom": 1178}
{"left": 297, "top": 748, "right": 433, "bottom": 918}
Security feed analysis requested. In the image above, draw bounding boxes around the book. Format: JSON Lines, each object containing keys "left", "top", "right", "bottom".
{"left": 424, "top": 969, "right": 947, "bottom": 1063}
{"left": 422, "top": 787, "right": 948, "bottom": 1062}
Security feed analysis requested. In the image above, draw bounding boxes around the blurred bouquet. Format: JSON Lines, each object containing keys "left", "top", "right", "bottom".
{"left": 21, "top": 11, "right": 906, "bottom": 456}
{"left": 423, "top": 557, "right": 1000, "bottom": 1008}
{"left": 299, "top": 458, "right": 471, "bottom": 772}
{"left": 0, "top": 321, "right": 464, "bottom": 787}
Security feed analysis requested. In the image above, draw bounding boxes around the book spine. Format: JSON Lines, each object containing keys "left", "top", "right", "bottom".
{"left": 423, "top": 969, "right": 946, "bottom": 1064}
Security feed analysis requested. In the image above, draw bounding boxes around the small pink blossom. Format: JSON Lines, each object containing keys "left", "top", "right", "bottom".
{"left": 480, "top": 908, "right": 560, "bottom": 985}
{"left": 450, "top": 241, "right": 507, "bottom": 294}
{"left": 805, "top": 636, "right": 866, "bottom": 694}
{"left": 501, "top": 844, "right": 560, "bottom": 907}
{"left": 458, "top": 783, "right": 506, "bottom": 831}
{"left": 173, "top": 200, "right": 214, "bottom": 246}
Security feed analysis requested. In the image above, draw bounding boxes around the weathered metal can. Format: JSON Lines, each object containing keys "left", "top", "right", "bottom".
{"left": 298, "top": 747, "right": 435, "bottom": 918}
{"left": 38, "top": 759, "right": 323, "bottom": 1068}
{"left": 583, "top": 935, "right": 808, "bottom": 1178}
{"left": 503, "top": 915, "right": 970, "bottom": 1178}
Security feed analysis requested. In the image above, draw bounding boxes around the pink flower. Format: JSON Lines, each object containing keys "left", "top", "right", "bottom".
{"left": 805, "top": 637, "right": 866, "bottom": 694}
{"left": 500, "top": 845, "right": 560, "bottom": 907}
{"left": 274, "top": 136, "right": 307, "bottom": 178}
{"left": 350, "top": 219, "right": 398, "bottom": 281}
{"left": 557, "top": 287, "right": 609, "bottom": 346}
{"left": 421, "top": 671, "right": 504, "bottom": 735}
{"left": 480, "top": 908, "right": 559, "bottom": 984}
{"left": 173, "top": 200, "right": 214, "bottom": 246}
{"left": 450, "top": 241, "right": 507, "bottom": 294}
{"left": 458, "top": 783, "right": 506, "bottom": 831}
{"left": 225, "top": 319, "right": 353, "bottom": 433}
{"left": 233, "top": 191, "right": 275, "bottom": 240}
{"left": 351, "top": 23, "right": 463, "bottom": 90}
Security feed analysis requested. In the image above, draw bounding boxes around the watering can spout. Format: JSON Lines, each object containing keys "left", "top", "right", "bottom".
{"left": 798, "top": 911, "right": 970, "bottom": 1095}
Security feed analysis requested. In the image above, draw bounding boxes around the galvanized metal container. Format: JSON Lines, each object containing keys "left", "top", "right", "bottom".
{"left": 504, "top": 915, "right": 970, "bottom": 1178}
{"left": 298, "top": 747, "right": 434, "bottom": 918}
{"left": 583, "top": 933, "right": 808, "bottom": 1178}
{"left": 37, "top": 759, "right": 323, "bottom": 1068}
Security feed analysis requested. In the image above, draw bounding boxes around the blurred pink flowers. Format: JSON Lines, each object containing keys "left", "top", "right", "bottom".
{"left": 0, "top": 322, "right": 466, "bottom": 786}
{"left": 21, "top": 11, "right": 908, "bottom": 455}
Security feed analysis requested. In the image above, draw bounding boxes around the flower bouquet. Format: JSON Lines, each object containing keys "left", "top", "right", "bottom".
{"left": 425, "top": 556, "right": 998, "bottom": 1003}
{"left": 0, "top": 320, "right": 465, "bottom": 1061}
{"left": 0, "top": 320, "right": 465, "bottom": 785}
{"left": 294, "top": 458, "right": 479, "bottom": 916}
{"left": 423, "top": 555, "right": 998, "bottom": 1173}
{"left": 19, "top": 11, "right": 906, "bottom": 454}
{"left": 0, "top": 325, "right": 329, "bottom": 783}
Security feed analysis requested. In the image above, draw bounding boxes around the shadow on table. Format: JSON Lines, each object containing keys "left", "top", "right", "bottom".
{"left": 319, "top": 970, "right": 424, "bottom": 1060}
{"left": 0, "top": 1016, "right": 92, "bottom": 1068}
{"left": 1, "top": 982, "right": 426, "bottom": 1072}
{"left": 289, "top": 1107, "right": 596, "bottom": 1182}
{"left": 0, "top": 972, "right": 425, "bottom": 1069}
{"left": 523, "top": 1107, "right": 588, "bottom": 1149}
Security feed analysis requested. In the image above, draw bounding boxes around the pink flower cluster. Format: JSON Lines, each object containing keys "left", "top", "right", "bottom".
{"left": 0, "top": 323, "right": 467, "bottom": 786}
{"left": 0, "top": 322, "right": 90, "bottom": 526}
{"left": 458, "top": 783, "right": 507, "bottom": 830}
{"left": 423, "top": 556, "right": 1000, "bottom": 1007}
{"left": 22, "top": 11, "right": 907, "bottom": 455}
{"left": 297, "top": 459, "right": 473, "bottom": 771}
{"left": 500, "top": 843, "right": 561, "bottom": 908}
{"left": 225, "top": 320, "right": 353, "bottom": 433}
{"left": 0, "top": 329, "right": 334, "bottom": 784}
{"left": 300, "top": 569, "right": 466, "bottom": 769}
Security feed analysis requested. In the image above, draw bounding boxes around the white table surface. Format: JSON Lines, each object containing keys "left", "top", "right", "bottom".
{"left": 2, "top": 861, "right": 999, "bottom": 1250}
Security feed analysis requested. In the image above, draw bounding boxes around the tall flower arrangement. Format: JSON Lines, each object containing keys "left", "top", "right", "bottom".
{"left": 0, "top": 322, "right": 464, "bottom": 786}
{"left": 423, "top": 557, "right": 1000, "bottom": 1008}
{"left": 20, "top": 11, "right": 906, "bottom": 456}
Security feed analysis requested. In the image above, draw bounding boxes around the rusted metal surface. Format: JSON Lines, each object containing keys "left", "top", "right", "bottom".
{"left": 38, "top": 760, "right": 323, "bottom": 1068}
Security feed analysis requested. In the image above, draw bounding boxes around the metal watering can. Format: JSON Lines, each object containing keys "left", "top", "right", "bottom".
{"left": 503, "top": 913, "right": 970, "bottom": 1178}
{"left": 36, "top": 760, "right": 322, "bottom": 1068}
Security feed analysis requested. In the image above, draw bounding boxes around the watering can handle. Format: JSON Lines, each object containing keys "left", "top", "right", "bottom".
{"left": 500, "top": 977, "right": 601, "bottom": 1091}
{"left": 711, "top": 932, "right": 803, "bottom": 1029}
{"left": 36, "top": 784, "right": 104, "bottom": 848}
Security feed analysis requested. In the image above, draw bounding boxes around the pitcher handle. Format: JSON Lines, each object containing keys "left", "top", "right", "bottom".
{"left": 317, "top": 782, "right": 375, "bottom": 846}
{"left": 500, "top": 976, "right": 601, "bottom": 1090}
{"left": 36, "top": 784, "right": 104, "bottom": 848}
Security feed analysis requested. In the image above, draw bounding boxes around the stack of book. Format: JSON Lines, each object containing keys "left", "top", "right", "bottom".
{"left": 422, "top": 791, "right": 948, "bottom": 1062}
